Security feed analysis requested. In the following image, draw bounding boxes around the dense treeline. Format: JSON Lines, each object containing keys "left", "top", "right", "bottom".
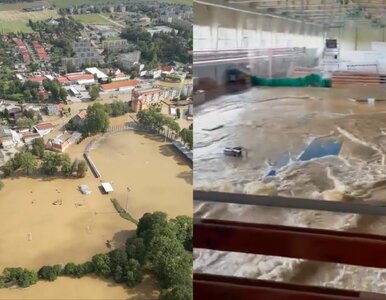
{"left": 0, "top": 212, "right": 193, "bottom": 299}
{"left": 0, "top": 75, "right": 67, "bottom": 103}
{"left": 121, "top": 25, "right": 192, "bottom": 68}
{"left": 1, "top": 139, "right": 88, "bottom": 178}
{"left": 66, "top": 101, "right": 130, "bottom": 134}
{"left": 136, "top": 107, "right": 193, "bottom": 149}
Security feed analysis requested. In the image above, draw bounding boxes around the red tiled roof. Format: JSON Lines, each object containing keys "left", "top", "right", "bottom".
{"left": 101, "top": 80, "right": 139, "bottom": 91}
{"left": 23, "top": 54, "right": 30, "bottom": 63}
{"left": 161, "top": 66, "right": 173, "bottom": 72}
{"left": 55, "top": 76, "right": 70, "bottom": 84}
{"left": 27, "top": 76, "right": 45, "bottom": 83}
{"left": 115, "top": 72, "right": 126, "bottom": 78}
{"left": 13, "top": 38, "right": 24, "bottom": 47}
{"left": 66, "top": 73, "right": 95, "bottom": 81}
{"left": 23, "top": 132, "right": 41, "bottom": 139}
{"left": 32, "top": 41, "right": 41, "bottom": 48}
{"left": 134, "top": 87, "right": 160, "bottom": 95}
{"left": 77, "top": 110, "right": 87, "bottom": 119}
{"left": 35, "top": 122, "right": 53, "bottom": 131}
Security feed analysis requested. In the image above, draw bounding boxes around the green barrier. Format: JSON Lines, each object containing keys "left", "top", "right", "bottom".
{"left": 250, "top": 73, "right": 332, "bottom": 88}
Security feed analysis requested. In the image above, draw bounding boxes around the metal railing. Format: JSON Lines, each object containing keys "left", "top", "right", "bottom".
{"left": 193, "top": 190, "right": 386, "bottom": 299}
{"left": 194, "top": 47, "right": 306, "bottom": 65}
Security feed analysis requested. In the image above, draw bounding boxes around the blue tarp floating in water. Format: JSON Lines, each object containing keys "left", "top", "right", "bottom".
{"left": 298, "top": 138, "right": 342, "bottom": 161}
{"left": 266, "top": 169, "right": 277, "bottom": 177}
{"left": 264, "top": 138, "right": 342, "bottom": 178}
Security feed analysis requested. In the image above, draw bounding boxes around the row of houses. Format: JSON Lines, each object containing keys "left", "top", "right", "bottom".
{"left": 0, "top": 122, "right": 53, "bottom": 150}
{"left": 31, "top": 41, "right": 48, "bottom": 61}
{"left": 13, "top": 38, "right": 30, "bottom": 64}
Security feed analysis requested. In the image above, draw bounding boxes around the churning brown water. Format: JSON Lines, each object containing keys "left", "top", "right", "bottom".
{"left": 194, "top": 86, "right": 386, "bottom": 293}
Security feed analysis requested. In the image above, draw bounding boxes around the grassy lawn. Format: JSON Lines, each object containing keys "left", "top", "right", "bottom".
{"left": 72, "top": 13, "right": 113, "bottom": 25}
{"left": 0, "top": 20, "right": 33, "bottom": 33}
{"left": 0, "top": 9, "right": 58, "bottom": 33}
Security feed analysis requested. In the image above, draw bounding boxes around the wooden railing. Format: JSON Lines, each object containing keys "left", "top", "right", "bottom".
{"left": 194, "top": 190, "right": 386, "bottom": 299}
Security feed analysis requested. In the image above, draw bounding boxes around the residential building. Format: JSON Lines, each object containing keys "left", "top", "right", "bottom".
{"left": 131, "top": 87, "right": 161, "bottom": 112}
{"left": 46, "top": 104, "right": 63, "bottom": 116}
{"left": 0, "top": 126, "right": 13, "bottom": 148}
{"left": 62, "top": 39, "right": 104, "bottom": 71}
{"left": 85, "top": 67, "right": 108, "bottom": 81}
{"left": 146, "top": 26, "right": 177, "bottom": 37}
{"left": 102, "top": 39, "right": 129, "bottom": 53}
{"left": 117, "top": 51, "right": 141, "bottom": 70}
{"left": 33, "top": 122, "right": 54, "bottom": 136}
{"left": 100, "top": 80, "right": 139, "bottom": 92}
{"left": 73, "top": 110, "right": 87, "bottom": 127}
{"left": 66, "top": 73, "right": 96, "bottom": 85}
{"left": 22, "top": 132, "right": 41, "bottom": 144}
{"left": 5, "top": 106, "right": 23, "bottom": 120}
{"left": 47, "top": 131, "right": 82, "bottom": 152}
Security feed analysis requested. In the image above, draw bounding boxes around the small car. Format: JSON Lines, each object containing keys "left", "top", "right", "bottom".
{"left": 224, "top": 147, "right": 243, "bottom": 157}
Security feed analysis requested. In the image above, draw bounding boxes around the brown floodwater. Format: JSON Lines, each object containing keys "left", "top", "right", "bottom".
{"left": 0, "top": 126, "right": 191, "bottom": 298}
{"left": 194, "top": 86, "right": 386, "bottom": 293}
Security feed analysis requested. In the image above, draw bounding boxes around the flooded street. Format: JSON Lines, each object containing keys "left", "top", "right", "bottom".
{"left": 194, "top": 86, "right": 386, "bottom": 293}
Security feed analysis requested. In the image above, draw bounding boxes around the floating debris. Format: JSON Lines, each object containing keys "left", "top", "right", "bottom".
{"left": 203, "top": 125, "right": 224, "bottom": 131}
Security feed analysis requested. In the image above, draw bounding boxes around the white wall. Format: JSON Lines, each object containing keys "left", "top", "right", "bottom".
{"left": 327, "top": 25, "right": 386, "bottom": 52}
{"left": 194, "top": 3, "right": 325, "bottom": 52}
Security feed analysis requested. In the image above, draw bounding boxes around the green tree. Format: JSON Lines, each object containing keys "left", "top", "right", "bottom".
{"left": 84, "top": 104, "right": 109, "bottom": 134}
{"left": 179, "top": 129, "right": 193, "bottom": 150}
{"left": 148, "top": 234, "right": 191, "bottom": 289}
{"left": 126, "top": 237, "right": 147, "bottom": 265}
{"left": 137, "top": 211, "right": 169, "bottom": 245}
{"left": 19, "top": 152, "right": 38, "bottom": 175}
{"left": 38, "top": 266, "right": 60, "bottom": 281}
{"left": 89, "top": 85, "right": 100, "bottom": 101}
{"left": 31, "top": 138, "right": 45, "bottom": 158}
{"left": 92, "top": 253, "right": 111, "bottom": 278}
{"left": 17, "top": 269, "right": 38, "bottom": 288}
{"left": 41, "top": 152, "right": 61, "bottom": 175}
{"left": 63, "top": 263, "right": 77, "bottom": 276}
{"left": 0, "top": 180, "right": 4, "bottom": 191}
{"left": 125, "top": 259, "right": 143, "bottom": 288}
{"left": 170, "top": 216, "right": 193, "bottom": 251}
{"left": 76, "top": 160, "right": 88, "bottom": 178}
{"left": 60, "top": 154, "right": 72, "bottom": 176}
{"left": 59, "top": 88, "right": 68, "bottom": 102}
{"left": 16, "top": 118, "right": 35, "bottom": 128}
{"left": 160, "top": 284, "right": 193, "bottom": 300}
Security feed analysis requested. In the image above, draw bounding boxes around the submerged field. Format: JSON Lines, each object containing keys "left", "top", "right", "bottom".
{"left": 0, "top": 127, "right": 191, "bottom": 296}
{"left": 0, "top": 275, "right": 158, "bottom": 299}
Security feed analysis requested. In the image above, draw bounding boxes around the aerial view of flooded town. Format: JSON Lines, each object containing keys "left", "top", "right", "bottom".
{"left": 0, "top": 0, "right": 192, "bottom": 299}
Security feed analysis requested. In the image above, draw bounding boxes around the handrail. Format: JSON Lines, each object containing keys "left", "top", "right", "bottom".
{"left": 194, "top": 190, "right": 386, "bottom": 216}
{"left": 194, "top": 218, "right": 386, "bottom": 268}
{"left": 194, "top": 273, "right": 386, "bottom": 300}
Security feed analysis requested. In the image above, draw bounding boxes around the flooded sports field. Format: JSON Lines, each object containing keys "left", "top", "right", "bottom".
{"left": 0, "top": 121, "right": 191, "bottom": 297}
{"left": 194, "top": 86, "right": 386, "bottom": 293}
